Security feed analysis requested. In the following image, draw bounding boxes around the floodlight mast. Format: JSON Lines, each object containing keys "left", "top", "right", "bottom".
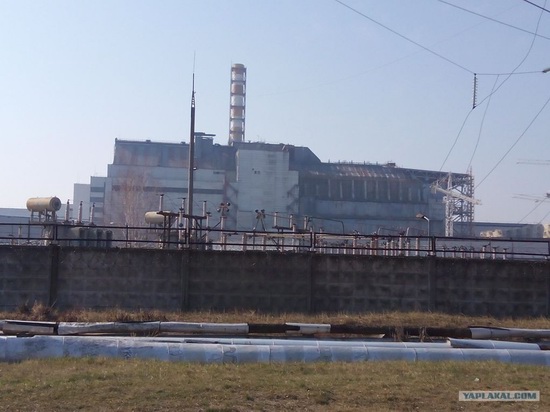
{"left": 416, "top": 213, "right": 430, "bottom": 237}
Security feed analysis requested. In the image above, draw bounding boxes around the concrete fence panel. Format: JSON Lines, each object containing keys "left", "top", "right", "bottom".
{"left": 0, "top": 245, "right": 548, "bottom": 317}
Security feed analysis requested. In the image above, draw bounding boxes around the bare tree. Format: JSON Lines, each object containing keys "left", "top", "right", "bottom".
{"left": 105, "top": 167, "right": 159, "bottom": 245}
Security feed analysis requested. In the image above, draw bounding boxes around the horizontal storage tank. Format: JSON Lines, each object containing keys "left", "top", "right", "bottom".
{"left": 26, "top": 197, "right": 62, "bottom": 212}
{"left": 145, "top": 211, "right": 169, "bottom": 225}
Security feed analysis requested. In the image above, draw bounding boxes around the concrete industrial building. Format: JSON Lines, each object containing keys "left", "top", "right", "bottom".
{"left": 66, "top": 62, "right": 479, "bottom": 236}
{"left": 81, "top": 136, "right": 477, "bottom": 237}
{"left": 2, "top": 63, "right": 548, "bottom": 242}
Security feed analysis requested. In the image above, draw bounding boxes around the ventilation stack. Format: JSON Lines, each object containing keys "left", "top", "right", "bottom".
{"left": 229, "top": 63, "right": 246, "bottom": 145}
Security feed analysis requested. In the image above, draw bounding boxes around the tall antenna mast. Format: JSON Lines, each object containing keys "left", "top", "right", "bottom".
{"left": 187, "top": 56, "right": 196, "bottom": 245}
{"left": 472, "top": 73, "right": 478, "bottom": 109}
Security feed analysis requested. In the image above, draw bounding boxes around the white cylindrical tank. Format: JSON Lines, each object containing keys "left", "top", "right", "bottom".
{"left": 144, "top": 211, "right": 167, "bottom": 225}
{"left": 26, "top": 197, "right": 62, "bottom": 212}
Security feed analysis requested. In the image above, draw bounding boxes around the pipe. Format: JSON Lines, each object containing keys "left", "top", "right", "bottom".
{"left": 6, "top": 321, "right": 550, "bottom": 341}
{"left": 65, "top": 200, "right": 70, "bottom": 222}
{"left": 470, "top": 327, "right": 550, "bottom": 340}
{"left": 77, "top": 201, "right": 83, "bottom": 224}
{"left": 90, "top": 203, "right": 95, "bottom": 225}
{"left": 56, "top": 321, "right": 249, "bottom": 336}
{"left": 158, "top": 194, "right": 164, "bottom": 212}
{"left": 1, "top": 336, "right": 550, "bottom": 365}
{"left": 285, "top": 323, "right": 331, "bottom": 334}
{"left": 142, "top": 337, "right": 452, "bottom": 349}
{"left": 449, "top": 339, "right": 542, "bottom": 350}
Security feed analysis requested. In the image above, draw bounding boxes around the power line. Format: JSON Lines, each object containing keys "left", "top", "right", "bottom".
{"left": 537, "top": 208, "right": 550, "bottom": 224}
{"left": 334, "top": 0, "right": 546, "bottom": 78}
{"left": 518, "top": 197, "right": 548, "bottom": 223}
{"left": 334, "top": 0, "right": 549, "bottom": 181}
{"left": 523, "top": 0, "right": 550, "bottom": 14}
{"left": 438, "top": 0, "right": 550, "bottom": 41}
{"left": 442, "top": 0, "right": 545, "bottom": 171}
{"left": 264, "top": 1, "right": 545, "bottom": 99}
{"left": 333, "top": 0, "right": 474, "bottom": 74}
{"left": 475, "top": 93, "right": 550, "bottom": 189}
{"left": 467, "top": 75, "right": 500, "bottom": 170}
{"left": 470, "top": 1, "right": 545, "bottom": 107}
{"left": 477, "top": 70, "right": 544, "bottom": 75}
{"left": 439, "top": 108, "right": 474, "bottom": 171}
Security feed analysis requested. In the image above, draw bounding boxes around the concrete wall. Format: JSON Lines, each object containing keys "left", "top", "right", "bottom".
{"left": 0, "top": 245, "right": 548, "bottom": 317}
{"left": 235, "top": 148, "right": 299, "bottom": 229}
{"left": 0, "top": 246, "right": 51, "bottom": 309}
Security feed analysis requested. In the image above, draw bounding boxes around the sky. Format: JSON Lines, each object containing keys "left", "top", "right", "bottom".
{"left": 0, "top": 0, "right": 549, "bottom": 224}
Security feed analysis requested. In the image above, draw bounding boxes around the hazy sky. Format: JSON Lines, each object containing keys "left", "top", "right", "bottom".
{"left": 1, "top": 0, "right": 549, "bottom": 223}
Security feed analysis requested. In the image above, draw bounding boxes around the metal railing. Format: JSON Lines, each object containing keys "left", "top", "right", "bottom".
{"left": 0, "top": 222, "right": 548, "bottom": 261}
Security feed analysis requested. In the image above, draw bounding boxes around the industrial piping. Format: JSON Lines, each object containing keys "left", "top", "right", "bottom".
{"left": 4, "top": 321, "right": 550, "bottom": 340}
{"left": 1, "top": 336, "right": 550, "bottom": 365}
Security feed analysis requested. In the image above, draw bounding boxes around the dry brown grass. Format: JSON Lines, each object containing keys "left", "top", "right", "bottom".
{"left": 2, "top": 303, "right": 550, "bottom": 329}
{"left": 0, "top": 358, "right": 547, "bottom": 411}
{"left": 1, "top": 305, "right": 549, "bottom": 411}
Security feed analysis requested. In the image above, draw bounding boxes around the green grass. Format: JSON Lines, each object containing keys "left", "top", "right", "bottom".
{"left": 1, "top": 307, "right": 549, "bottom": 410}
{"left": 0, "top": 358, "right": 547, "bottom": 411}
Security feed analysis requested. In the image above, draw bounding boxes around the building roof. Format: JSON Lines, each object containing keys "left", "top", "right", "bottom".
{"left": 301, "top": 162, "right": 469, "bottom": 183}
{"left": 112, "top": 139, "right": 470, "bottom": 185}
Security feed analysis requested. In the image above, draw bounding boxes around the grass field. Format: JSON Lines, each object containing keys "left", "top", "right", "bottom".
{"left": 1, "top": 307, "right": 549, "bottom": 411}
{"left": 0, "top": 358, "right": 547, "bottom": 411}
